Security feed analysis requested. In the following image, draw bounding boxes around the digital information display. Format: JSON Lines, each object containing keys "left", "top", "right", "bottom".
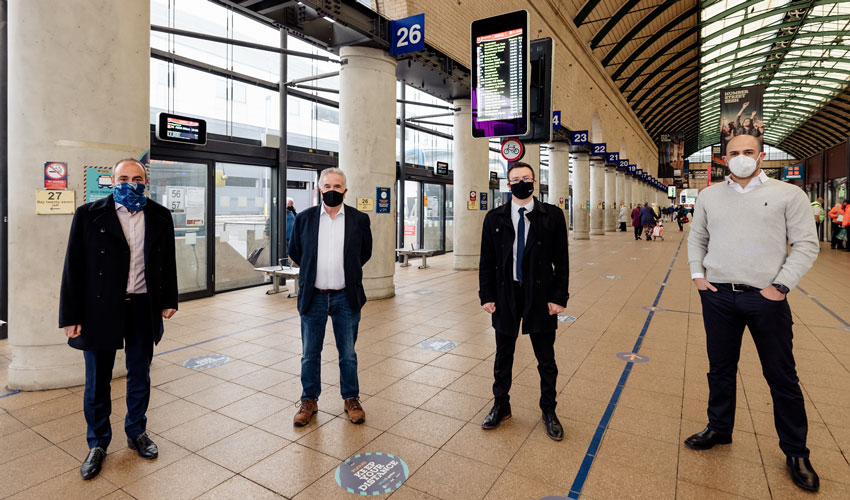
{"left": 471, "top": 11, "right": 529, "bottom": 138}
{"left": 156, "top": 112, "right": 207, "bottom": 145}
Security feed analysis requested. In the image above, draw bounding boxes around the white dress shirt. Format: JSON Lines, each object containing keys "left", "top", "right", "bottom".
{"left": 115, "top": 204, "right": 147, "bottom": 293}
{"left": 315, "top": 203, "right": 346, "bottom": 290}
{"left": 511, "top": 199, "right": 533, "bottom": 281}
{"left": 691, "top": 170, "right": 768, "bottom": 279}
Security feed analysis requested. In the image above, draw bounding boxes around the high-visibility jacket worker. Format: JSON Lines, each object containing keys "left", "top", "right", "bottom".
{"left": 828, "top": 202, "right": 849, "bottom": 227}
{"left": 811, "top": 200, "right": 824, "bottom": 223}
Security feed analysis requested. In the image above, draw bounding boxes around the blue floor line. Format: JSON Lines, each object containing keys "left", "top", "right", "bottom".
{"left": 567, "top": 234, "right": 686, "bottom": 500}
{"left": 0, "top": 390, "right": 21, "bottom": 399}
{"left": 154, "top": 314, "right": 301, "bottom": 357}
{"left": 796, "top": 285, "right": 850, "bottom": 328}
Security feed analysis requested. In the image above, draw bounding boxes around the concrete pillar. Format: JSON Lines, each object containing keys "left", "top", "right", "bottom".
{"left": 604, "top": 166, "right": 616, "bottom": 232}
{"left": 571, "top": 153, "right": 590, "bottom": 239}
{"left": 452, "top": 100, "right": 489, "bottom": 270}
{"left": 589, "top": 159, "right": 605, "bottom": 236}
{"left": 616, "top": 170, "right": 625, "bottom": 211}
{"left": 524, "top": 144, "right": 540, "bottom": 199}
{"left": 624, "top": 175, "right": 632, "bottom": 210}
{"left": 339, "top": 46, "right": 397, "bottom": 299}
{"left": 632, "top": 177, "right": 642, "bottom": 208}
{"left": 7, "top": 0, "right": 150, "bottom": 390}
{"left": 547, "top": 144, "right": 570, "bottom": 228}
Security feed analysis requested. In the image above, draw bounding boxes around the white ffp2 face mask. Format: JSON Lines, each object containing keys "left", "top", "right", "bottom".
{"left": 727, "top": 155, "right": 758, "bottom": 178}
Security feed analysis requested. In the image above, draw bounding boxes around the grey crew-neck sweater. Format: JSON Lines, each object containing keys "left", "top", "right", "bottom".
{"left": 688, "top": 178, "right": 819, "bottom": 290}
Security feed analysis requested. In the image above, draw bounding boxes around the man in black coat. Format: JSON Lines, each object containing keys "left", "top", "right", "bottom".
{"left": 478, "top": 162, "right": 569, "bottom": 441}
{"left": 288, "top": 168, "right": 372, "bottom": 427}
{"left": 59, "top": 159, "right": 177, "bottom": 480}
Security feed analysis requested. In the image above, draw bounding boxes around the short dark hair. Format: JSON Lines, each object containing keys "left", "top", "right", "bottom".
{"left": 507, "top": 162, "right": 535, "bottom": 180}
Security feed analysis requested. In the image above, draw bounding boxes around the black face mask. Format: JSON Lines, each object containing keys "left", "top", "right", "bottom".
{"left": 322, "top": 189, "right": 344, "bottom": 207}
{"left": 509, "top": 181, "right": 534, "bottom": 200}
{"left": 286, "top": 206, "right": 296, "bottom": 213}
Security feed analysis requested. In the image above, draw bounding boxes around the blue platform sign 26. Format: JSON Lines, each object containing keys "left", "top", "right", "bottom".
{"left": 552, "top": 111, "right": 561, "bottom": 130}
{"left": 390, "top": 14, "right": 425, "bottom": 56}
{"left": 571, "top": 130, "right": 589, "bottom": 145}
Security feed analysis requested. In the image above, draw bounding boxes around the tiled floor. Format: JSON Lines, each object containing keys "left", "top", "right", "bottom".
{"left": 1, "top": 227, "right": 849, "bottom": 499}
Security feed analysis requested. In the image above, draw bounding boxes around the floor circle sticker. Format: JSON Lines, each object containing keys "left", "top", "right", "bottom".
{"left": 183, "top": 354, "right": 230, "bottom": 370}
{"left": 335, "top": 452, "right": 409, "bottom": 495}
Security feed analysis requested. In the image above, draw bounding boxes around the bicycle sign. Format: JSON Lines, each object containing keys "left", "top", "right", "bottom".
{"left": 500, "top": 138, "right": 525, "bottom": 162}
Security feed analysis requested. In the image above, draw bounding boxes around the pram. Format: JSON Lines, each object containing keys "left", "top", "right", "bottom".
{"left": 652, "top": 223, "right": 664, "bottom": 241}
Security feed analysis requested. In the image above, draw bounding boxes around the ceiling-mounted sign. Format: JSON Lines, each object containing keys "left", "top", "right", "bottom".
{"left": 783, "top": 164, "right": 803, "bottom": 180}
{"left": 156, "top": 112, "right": 207, "bottom": 145}
{"left": 591, "top": 143, "right": 607, "bottom": 156}
{"left": 500, "top": 138, "right": 525, "bottom": 162}
{"left": 436, "top": 161, "right": 449, "bottom": 175}
{"left": 552, "top": 110, "right": 561, "bottom": 130}
{"left": 44, "top": 162, "right": 68, "bottom": 190}
{"left": 618, "top": 159, "right": 629, "bottom": 170}
{"left": 390, "top": 13, "right": 425, "bottom": 56}
{"left": 571, "top": 130, "right": 589, "bottom": 145}
{"left": 471, "top": 10, "right": 529, "bottom": 138}
{"left": 606, "top": 152, "right": 619, "bottom": 164}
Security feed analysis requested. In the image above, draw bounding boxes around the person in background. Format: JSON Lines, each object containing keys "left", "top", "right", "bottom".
{"left": 640, "top": 202, "right": 657, "bottom": 241}
{"left": 676, "top": 205, "right": 688, "bottom": 232}
{"left": 687, "top": 134, "right": 820, "bottom": 492}
{"left": 618, "top": 203, "right": 629, "bottom": 231}
{"left": 631, "top": 204, "right": 643, "bottom": 240}
{"left": 60, "top": 158, "right": 178, "bottom": 480}
{"left": 827, "top": 199, "right": 848, "bottom": 250}
{"left": 285, "top": 197, "right": 296, "bottom": 251}
{"left": 478, "top": 161, "right": 569, "bottom": 442}
{"left": 288, "top": 168, "right": 372, "bottom": 427}
{"left": 810, "top": 197, "right": 824, "bottom": 241}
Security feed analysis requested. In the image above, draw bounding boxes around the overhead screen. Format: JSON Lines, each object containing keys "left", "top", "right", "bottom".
{"left": 156, "top": 112, "right": 207, "bottom": 145}
{"left": 471, "top": 10, "right": 529, "bottom": 138}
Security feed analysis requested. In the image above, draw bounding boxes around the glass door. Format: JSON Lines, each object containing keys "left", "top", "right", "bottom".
{"left": 446, "top": 185, "right": 454, "bottom": 252}
{"left": 403, "top": 180, "right": 420, "bottom": 249}
{"left": 148, "top": 159, "right": 213, "bottom": 299}
{"left": 423, "top": 183, "right": 444, "bottom": 251}
{"left": 214, "top": 163, "right": 273, "bottom": 292}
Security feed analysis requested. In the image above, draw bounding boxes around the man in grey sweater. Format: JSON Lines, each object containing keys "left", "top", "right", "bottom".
{"left": 686, "top": 134, "right": 820, "bottom": 492}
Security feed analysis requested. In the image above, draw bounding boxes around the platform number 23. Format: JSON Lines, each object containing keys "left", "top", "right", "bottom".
{"left": 396, "top": 24, "right": 422, "bottom": 48}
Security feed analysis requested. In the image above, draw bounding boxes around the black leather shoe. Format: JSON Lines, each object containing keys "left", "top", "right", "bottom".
{"left": 481, "top": 403, "right": 511, "bottom": 429}
{"left": 127, "top": 432, "right": 158, "bottom": 459}
{"left": 684, "top": 427, "right": 732, "bottom": 450}
{"left": 80, "top": 447, "right": 106, "bottom": 480}
{"left": 787, "top": 456, "right": 819, "bottom": 492}
{"left": 542, "top": 411, "right": 564, "bottom": 441}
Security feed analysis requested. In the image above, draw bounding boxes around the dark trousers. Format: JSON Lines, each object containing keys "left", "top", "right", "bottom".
{"left": 493, "top": 281, "right": 558, "bottom": 412}
{"left": 300, "top": 289, "right": 360, "bottom": 401}
{"left": 633, "top": 225, "right": 642, "bottom": 240}
{"left": 831, "top": 222, "right": 845, "bottom": 249}
{"left": 677, "top": 220, "right": 684, "bottom": 231}
{"left": 699, "top": 285, "right": 809, "bottom": 457}
{"left": 83, "top": 294, "right": 154, "bottom": 450}
{"left": 618, "top": 222, "right": 627, "bottom": 232}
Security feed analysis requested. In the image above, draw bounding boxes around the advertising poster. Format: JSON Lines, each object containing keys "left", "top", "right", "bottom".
{"left": 719, "top": 85, "right": 764, "bottom": 156}
{"left": 84, "top": 166, "right": 114, "bottom": 203}
{"left": 658, "top": 133, "right": 683, "bottom": 180}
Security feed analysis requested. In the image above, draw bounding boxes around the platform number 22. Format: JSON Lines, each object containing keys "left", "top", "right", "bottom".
{"left": 396, "top": 24, "right": 422, "bottom": 48}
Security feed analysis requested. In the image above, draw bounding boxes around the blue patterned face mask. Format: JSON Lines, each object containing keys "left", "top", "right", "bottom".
{"left": 113, "top": 182, "right": 147, "bottom": 211}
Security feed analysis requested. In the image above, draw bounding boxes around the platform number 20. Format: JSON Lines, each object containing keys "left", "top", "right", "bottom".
{"left": 396, "top": 24, "right": 422, "bottom": 48}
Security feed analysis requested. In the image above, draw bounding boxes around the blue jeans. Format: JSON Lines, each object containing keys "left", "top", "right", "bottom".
{"left": 300, "top": 290, "right": 361, "bottom": 401}
{"left": 83, "top": 295, "right": 153, "bottom": 450}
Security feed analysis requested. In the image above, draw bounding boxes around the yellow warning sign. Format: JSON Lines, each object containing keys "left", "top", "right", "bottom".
{"left": 36, "top": 190, "right": 76, "bottom": 215}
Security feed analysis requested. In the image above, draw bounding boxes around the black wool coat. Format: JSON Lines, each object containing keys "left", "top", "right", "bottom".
{"left": 59, "top": 195, "right": 178, "bottom": 350}
{"left": 478, "top": 198, "right": 570, "bottom": 336}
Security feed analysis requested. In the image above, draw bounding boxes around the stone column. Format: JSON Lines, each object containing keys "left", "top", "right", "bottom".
{"left": 571, "top": 152, "right": 590, "bottom": 239}
{"left": 524, "top": 144, "right": 540, "bottom": 199}
{"left": 452, "top": 100, "right": 489, "bottom": 270}
{"left": 616, "top": 169, "right": 625, "bottom": 211}
{"left": 547, "top": 144, "right": 570, "bottom": 231}
{"left": 632, "top": 176, "right": 642, "bottom": 208}
{"left": 589, "top": 158, "right": 605, "bottom": 236}
{"left": 7, "top": 0, "right": 150, "bottom": 390}
{"left": 623, "top": 175, "right": 632, "bottom": 210}
{"left": 339, "top": 46, "right": 397, "bottom": 299}
{"left": 604, "top": 165, "right": 616, "bottom": 232}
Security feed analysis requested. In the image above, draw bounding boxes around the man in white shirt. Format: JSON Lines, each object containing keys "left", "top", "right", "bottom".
{"left": 288, "top": 168, "right": 372, "bottom": 427}
{"left": 686, "top": 134, "right": 820, "bottom": 492}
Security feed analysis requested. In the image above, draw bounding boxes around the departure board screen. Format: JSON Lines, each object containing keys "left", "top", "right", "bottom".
{"left": 471, "top": 11, "right": 528, "bottom": 138}
{"left": 156, "top": 112, "right": 207, "bottom": 145}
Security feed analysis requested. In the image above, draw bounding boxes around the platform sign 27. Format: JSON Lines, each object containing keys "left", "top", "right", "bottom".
{"left": 390, "top": 14, "right": 424, "bottom": 56}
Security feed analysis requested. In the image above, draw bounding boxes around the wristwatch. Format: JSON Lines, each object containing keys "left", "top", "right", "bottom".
{"left": 772, "top": 283, "right": 790, "bottom": 294}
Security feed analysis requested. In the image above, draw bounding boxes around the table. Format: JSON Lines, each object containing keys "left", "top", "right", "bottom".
{"left": 254, "top": 266, "right": 300, "bottom": 296}
{"left": 396, "top": 248, "right": 437, "bottom": 269}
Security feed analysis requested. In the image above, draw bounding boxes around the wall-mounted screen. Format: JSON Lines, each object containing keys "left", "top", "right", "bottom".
{"left": 156, "top": 112, "right": 207, "bottom": 145}
{"left": 471, "top": 10, "right": 529, "bottom": 138}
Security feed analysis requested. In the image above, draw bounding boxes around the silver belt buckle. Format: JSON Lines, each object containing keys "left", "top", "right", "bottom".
{"left": 731, "top": 283, "right": 743, "bottom": 292}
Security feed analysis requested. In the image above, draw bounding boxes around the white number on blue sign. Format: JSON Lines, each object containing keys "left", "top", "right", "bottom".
{"left": 397, "top": 24, "right": 422, "bottom": 48}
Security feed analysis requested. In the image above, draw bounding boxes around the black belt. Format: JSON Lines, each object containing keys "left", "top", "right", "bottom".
{"left": 316, "top": 288, "right": 345, "bottom": 294}
{"left": 712, "top": 282, "right": 760, "bottom": 293}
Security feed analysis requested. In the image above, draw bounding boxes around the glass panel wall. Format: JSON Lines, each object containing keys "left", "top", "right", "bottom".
{"left": 446, "top": 185, "right": 454, "bottom": 252}
{"left": 423, "top": 184, "right": 444, "bottom": 250}
{"left": 403, "top": 180, "right": 420, "bottom": 249}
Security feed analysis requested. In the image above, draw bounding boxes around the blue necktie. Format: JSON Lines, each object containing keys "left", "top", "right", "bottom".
{"left": 517, "top": 207, "right": 526, "bottom": 283}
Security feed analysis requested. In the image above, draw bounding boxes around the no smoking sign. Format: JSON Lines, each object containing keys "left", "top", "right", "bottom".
{"left": 44, "top": 161, "right": 68, "bottom": 190}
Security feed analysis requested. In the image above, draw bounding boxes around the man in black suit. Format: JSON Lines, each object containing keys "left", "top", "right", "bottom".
{"left": 59, "top": 158, "right": 178, "bottom": 480}
{"left": 288, "top": 167, "right": 372, "bottom": 427}
{"left": 479, "top": 161, "right": 569, "bottom": 441}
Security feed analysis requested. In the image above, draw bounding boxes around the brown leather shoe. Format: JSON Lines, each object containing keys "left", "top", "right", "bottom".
{"left": 293, "top": 399, "right": 318, "bottom": 427}
{"left": 344, "top": 398, "right": 365, "bottom": 424}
